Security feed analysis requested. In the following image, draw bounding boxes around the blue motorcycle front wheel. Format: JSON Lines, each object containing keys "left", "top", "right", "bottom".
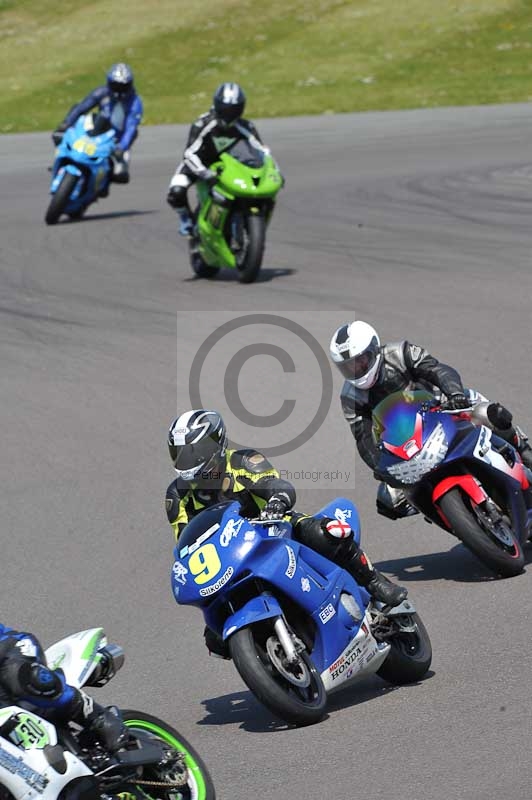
{"left": 45, "top": 172, "right": 78, "bottom": 225}
{"left": 230, "top": 624, "right": 327, "bottom": 727}
{"left": 438, "top": 488, "right": 524, "bottom": 577}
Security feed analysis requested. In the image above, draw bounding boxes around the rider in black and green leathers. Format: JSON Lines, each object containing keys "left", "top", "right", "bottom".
{"left": 165, "top": 409, "right": 407, "bottom": 657}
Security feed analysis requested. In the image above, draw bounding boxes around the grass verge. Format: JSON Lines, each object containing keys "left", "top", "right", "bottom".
{"left": 1, "top": 0, "right": 532, "bottom": 132}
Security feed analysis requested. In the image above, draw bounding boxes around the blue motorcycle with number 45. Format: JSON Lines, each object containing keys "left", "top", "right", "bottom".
{"left": 171, "top": 498, "right": 432, "bottom": 727}
{"left": 45, "top": 113, "right": 126, "bottom": 225}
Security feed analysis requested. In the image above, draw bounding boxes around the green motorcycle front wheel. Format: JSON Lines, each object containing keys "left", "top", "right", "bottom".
{"left": 122, "top": 710, "right": 216, "bottom": 800}
{"left": 235, "top": 214, "right": 265, "bottom": 284}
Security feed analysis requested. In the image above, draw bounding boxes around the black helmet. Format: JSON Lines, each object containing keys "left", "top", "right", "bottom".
{"left": 168, "top": 409, "right": 227, "bottom": 481}
{"left": 106, "top": 63, "right": 134, "bottom": 98}
{"left": 213, "top": 82, "right": 246, "bottom": 127}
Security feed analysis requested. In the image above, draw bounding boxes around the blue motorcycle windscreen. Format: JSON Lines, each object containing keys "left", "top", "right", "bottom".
{"left": 373, "top": 389, "right": 434, "bottom": 446}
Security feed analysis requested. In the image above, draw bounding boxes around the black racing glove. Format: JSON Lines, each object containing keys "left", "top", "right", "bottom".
{"left": 88, "top": 705, "right": 129, "bottom": 752}
{"left": 52, "top": 122, "right": 68, "bottom": 146}
{"left": 260, "top": 495, "right": 290, "bottom": 520}
{"left": 445, "top": 393, "right": 470, "bottom": 411}
{"left": 486, "top": 402, "right": 513, "bottom": 431}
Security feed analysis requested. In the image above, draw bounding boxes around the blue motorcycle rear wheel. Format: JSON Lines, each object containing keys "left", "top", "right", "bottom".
{"left": 377, "top": 612, "right": 432, "bottom": 685}
{"left": 230, "top": 624, "right": 327, "bottom": 727}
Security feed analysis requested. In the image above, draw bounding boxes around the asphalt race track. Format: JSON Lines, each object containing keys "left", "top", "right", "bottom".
{"left": 2, "top": 103, "right": 532, "bottom": 800}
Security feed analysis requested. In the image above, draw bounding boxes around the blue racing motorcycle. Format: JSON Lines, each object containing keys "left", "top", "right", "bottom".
{"left": 171, "top": 498, "right": 431, "bottom": 726}
{"left": 45, "top": 113, "right": 125, "bottom": 224}
{"left": 373, "top": 389, "right": 532, "bottom": 577}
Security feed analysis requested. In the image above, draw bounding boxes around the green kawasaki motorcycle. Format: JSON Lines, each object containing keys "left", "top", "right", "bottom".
{"left": 189, "top": 138, "right": 283, "bottom": 283}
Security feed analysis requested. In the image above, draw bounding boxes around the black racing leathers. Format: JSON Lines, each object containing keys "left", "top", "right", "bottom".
{"left": 340, "top": 341, "right": 465, "bottom": 469}
{"left": 181, "top": 111, "right": 264, "bottom": 180}
{"left": 166, "top": 449, "right": 295, "bottom": 539}
{"left": 166, "top": 111, "right": 269, "bottom": 213}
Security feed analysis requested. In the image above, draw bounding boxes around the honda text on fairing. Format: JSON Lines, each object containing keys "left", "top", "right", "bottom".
{"left": 45, "top": 114, "right": 126, "bottom": 224}
{"left": 373, "top": 390, "right": 532, "bottom": 576}
{"left": 171, "top": 498, "right": 431, "bottom": 727}
{"left": 0, "top": 628, "right": 215, "bottom": 800}
{"left": 188, "top": 138, "right": 283, "bottom": 283}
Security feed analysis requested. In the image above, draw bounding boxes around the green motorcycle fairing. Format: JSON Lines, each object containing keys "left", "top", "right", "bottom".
{"left": 195, "top": 142, "right": 282, "bottom": 269}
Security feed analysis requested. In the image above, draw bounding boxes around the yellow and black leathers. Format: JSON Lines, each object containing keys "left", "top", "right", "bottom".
{"left": 165, "top": 448, "right": 406, "bottom": 608}
{"left": 165, "top": 448, "right": 295, "bottom": 540}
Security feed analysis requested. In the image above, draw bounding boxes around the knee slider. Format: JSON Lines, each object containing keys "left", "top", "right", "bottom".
{"left": 166, "top": 185, "right": 186, "bottom": 208}
{"left": 320, "top": 518, "right": 358, "bottom": 565}
{"left": 295, "top": 516, "right": 356, "bottom": 565}
{"left": 321, "top": 517, "right": 354, "bottom": 541}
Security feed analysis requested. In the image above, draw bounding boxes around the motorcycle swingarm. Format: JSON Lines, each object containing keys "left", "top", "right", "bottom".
{"left": 371, "top": 598, "right": 417, "bottom": 617}
{"left": 98, "top": 739, "right": 164, "bottom": 771}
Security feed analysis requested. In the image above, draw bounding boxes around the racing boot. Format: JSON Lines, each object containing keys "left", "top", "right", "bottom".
{"left": 177, "top": 208, "right": 194, "bottom": 237}
{"left": 343, "top": 544, "right": 408, "bottom": 607}
{"left": 86, "top": 704, "right": 129, "bottom": 752}
{"left": 377, "top": 483, "right": 419, "bottom": 520}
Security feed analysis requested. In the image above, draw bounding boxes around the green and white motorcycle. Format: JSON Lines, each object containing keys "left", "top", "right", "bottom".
{"left": 189, "top": 138, "right": 283, "bottom": 283}
{"left": 0, "top": 628, "right": 215, "bottom": 800}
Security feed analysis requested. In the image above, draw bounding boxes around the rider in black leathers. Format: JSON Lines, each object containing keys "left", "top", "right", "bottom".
{"left": 329, "top": 320, "right": 532, "bottom": 518}
{"left": 165, "top": 409, "right": 407, "bottom": 657}
{"left": 166, "top": 82, "right": 273, "bottom": 236}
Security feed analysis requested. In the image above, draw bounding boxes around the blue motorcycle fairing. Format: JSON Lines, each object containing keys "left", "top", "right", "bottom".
{"left": 377, "top": 394, "right": 524, "bottom": 490}
{"left": 219, "top": 565, "right": 370, "bottom": 674}
{"left": 49, "top": 115, "right": 116, "bottom": 217}
{"left": 312, "top": 497, "right": 361, "bottom": 545}
{"left": 171, "top": 498, "right": 374, "bottom": 674}
{"left": 51, "top": 165, "right": 83, "bottom": 194}
{"left": 172, "top": 502, "right": 346, "bottom": 610}
{"left": 375, "top": 390, "right": 530, "bottom": 541}
{"left": 222, "top": 594, "right": 283, "bottom": 639}
{"left": 444, "top": 426, "right": 525, "bottom": 490}
{"left": 64, "top": 164, "right": 83, "bottom": 177}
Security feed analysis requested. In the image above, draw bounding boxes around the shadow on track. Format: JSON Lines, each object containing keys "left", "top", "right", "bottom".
{"left": 197, "top": 690, "right": 288, "bottom": 732}
{"left": 377, "top": 541, "right": 532, "bottom": 583}
{"left": 197, "top": 672, "right": 434, "bottom": 732}
{"left": 182, "top": 266, "right": 297, "bottom": 284}
{"left": 326, "top": 671, "right": 434, "bottom": 714}
{"left": 61, "top": 209, "right": 159, "bottom": 223}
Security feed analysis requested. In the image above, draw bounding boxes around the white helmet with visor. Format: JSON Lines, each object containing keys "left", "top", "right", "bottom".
{"left": 329, "top": 320, "right": 382, "bottom": 389}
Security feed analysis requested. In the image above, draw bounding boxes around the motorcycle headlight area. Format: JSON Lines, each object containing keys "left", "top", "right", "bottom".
{"left": 386, "top": 423, "right": 448, "bottom": 484}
